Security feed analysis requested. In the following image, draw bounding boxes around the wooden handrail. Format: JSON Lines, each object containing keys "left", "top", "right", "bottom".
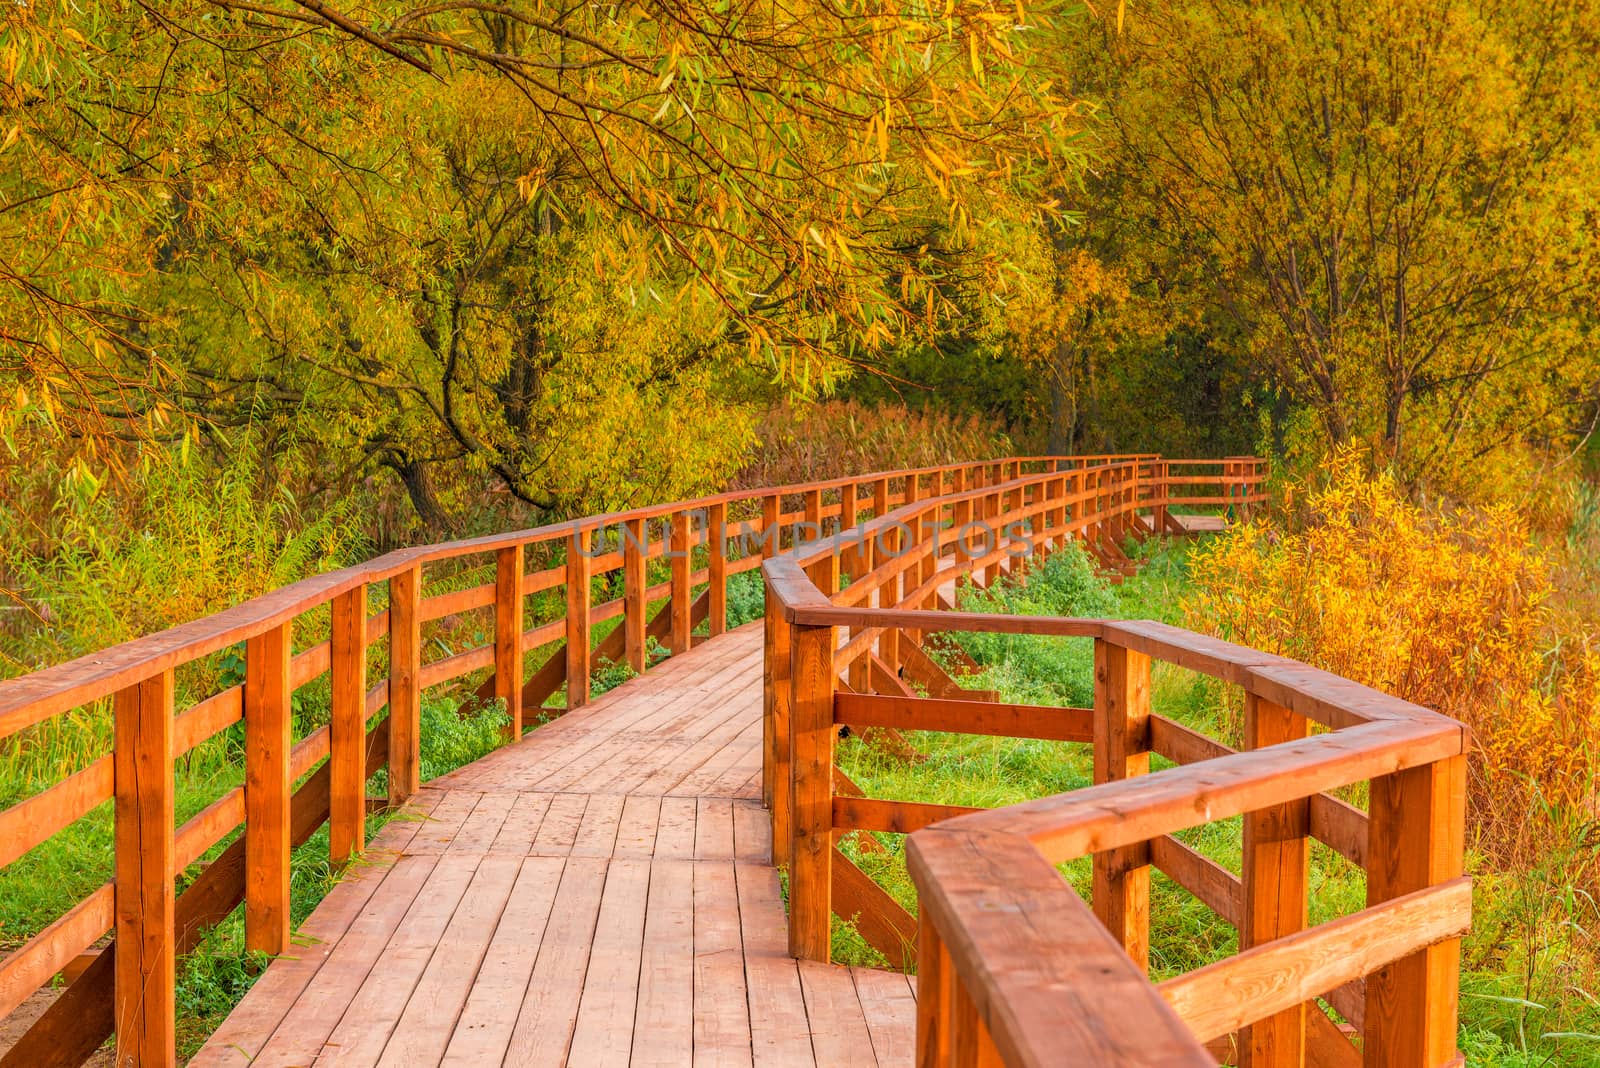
{"left": 759, "top": 456, "right": 1469, "bottom": 1067}
{"left": 0, "top": 453, "right": 1263, "bottom": 1066}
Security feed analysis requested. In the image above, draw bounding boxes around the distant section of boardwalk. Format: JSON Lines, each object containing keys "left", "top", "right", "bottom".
{"left": 190, "top": 624, "right": 914, "bottom": 1067}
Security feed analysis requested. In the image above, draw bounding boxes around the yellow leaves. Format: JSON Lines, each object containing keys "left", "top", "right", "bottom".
{"left": 0, "top": 125, "right": 18, "bottom": 153}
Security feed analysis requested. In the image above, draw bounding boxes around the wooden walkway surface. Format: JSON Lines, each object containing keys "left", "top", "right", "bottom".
{"left": 191, "top": 624, "right": 915, "bottom": 1067}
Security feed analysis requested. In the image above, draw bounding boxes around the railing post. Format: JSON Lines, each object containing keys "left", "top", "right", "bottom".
{"left": 1241, "top": 694, "right": 1310, "bottom": 1067}
{"left": 495, "top": 545, "right": 525, "bottom": 740}
{"left": 670, "top": 510, "right": 692, "bottom": 654}
{"left": 245, "top": 620, "right": 292, "bottom": 956}
{"left": 764, "top": 578, "right": 793, "bottom": 866}
{"left": 788, "top": 608, "right": 837, "bottom": 962}
{"left": 1092, "top": 638, "right": 1151, "bottom": 970}
{"left": 1363, "top": 754, "right": 1467, "bottom": 1067}
{"left": 873, "top": 476, "right": 889, "bottom": 518}
{"left": 915, "top": 907, "right": 953, "bottom": 1066}
{"left": 567, "top": 526, "right": 593, "bottom": 707}
{"left": 114, "top": 669, "right": 175, "bottom": 1067}
{"left": 762, "top": 494, "right": 782, "bottom": 558}
{"left": 388, "top": 564, "right": 422, "bottom": 806}
{"left": 624, "top": 518, "right": 647, "bottom": 673}
{"left": 803, "top": 487, "right": 823, "bottom": 541}
{"left": 1154, "top": 459, "right": 1170, "bottom": 535}
{"left": 840, "top": 481, "right": 858, "bottom": 530}
{"left": 707, "top": 501, "right": 728, "bottom": 637}
{"left": 330, "top": 584, "right": 368, "bottom": 864}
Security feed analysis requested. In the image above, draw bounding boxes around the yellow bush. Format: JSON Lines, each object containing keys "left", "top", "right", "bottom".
{"left": 1186, "top": 451, "right": 1599, "bottom": 860}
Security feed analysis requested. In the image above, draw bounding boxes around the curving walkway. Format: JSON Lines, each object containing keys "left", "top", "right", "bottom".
{"left": 191, "top": 624, "right": 914, "bottom": 1067}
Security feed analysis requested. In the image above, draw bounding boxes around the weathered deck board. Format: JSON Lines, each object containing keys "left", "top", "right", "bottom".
{"left": 192, "top": 624, "right": 913, "bottom": 1066}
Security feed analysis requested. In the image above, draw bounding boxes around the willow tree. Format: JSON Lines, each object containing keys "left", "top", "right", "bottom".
{"left": 2, "top": 0, "right": 1087, "bottom": 518}
{"left": 1088, "top": 0, "right": 1600, "bottom": 491}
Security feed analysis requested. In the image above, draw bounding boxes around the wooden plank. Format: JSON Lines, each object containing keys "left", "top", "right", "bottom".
{"left": 572, "top": 793, "right": 625, "bottom": 857}
{"left": 613, "top": 794, "right": 663, "bottom": 858}
{"left": 633, "top": 859, "right": 698, "bottom": 1067}
{"left": 0, "top": 754, "right": 112, "bottom": 870}
{"left": 1150, "top": 835, "right": 1242, "bottom": 928}
{"left": 832, "top": 847, "right": 916, "bottom": 969}
{"left": 567, "top": 857, "right": 652, "bottom": 1066}
{"left": 502, "top": 856, "right": 610, "bottom": 1065}
{"left": 388, "top": 564, "right": 423, "bottom": 805}
{"left": 375, "top": 855, "right": 522, "bottom": 1066}
{"left": 439, "top": 855, "right": 566, "bottom": 1065}
{"left": 487, "top": 792, "right": 553, "bottom": 855}
{"left": 113, "top": 671, "right": 175, "bottom": 1068}
{"left": 330, "top": 584, "right": 368, "bottom": 865}
{"left": 835, "top": 692, "right": 1093, "bottom": 743}
{"left": 654, "top": 795, "right": 699, "bottom": 859}
{"left": 1160, "top": 878, "right": 1472, "bottom": 1045}
{"left": 245, "top": 621, "right": 292, "bottom": 956}
{"left": 732, "top": 861, "right": 814, "bottom": 1066}
{"left": 310, "top": 854, "right": 484, "bottom": 1063}
{"left": 693, "top": 860, "right": 754, "bottom": 1066}
{"left": 833, "top": 796, "right": 981, "bottom": 835}
{"left": 916, "top": 902, "right": 952, "bottom": 1066}
{"left": 1242, "top": 694, "right": 1311, "bottom": 1067}
{"left": 788, "top": 619, "right": 836, "bottom": 961}
{"left": 798, "top": 960, "right": 877, "bottom": 1067}
{"left": 695, "top": 796, "right": 736, "bottom": 860}
{"left": 568, "top": 528, "right": 593, "bottom": 710}
{"left": 853, "top": 968, "right": 917, "bottom": 1067}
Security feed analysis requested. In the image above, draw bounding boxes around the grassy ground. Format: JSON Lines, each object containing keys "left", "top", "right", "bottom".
{"left": 831, "top": 535, "right": 1599, "bottom": 1066}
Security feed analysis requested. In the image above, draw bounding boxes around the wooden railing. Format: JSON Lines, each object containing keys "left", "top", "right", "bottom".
{"left": 0, "top": 454, "right": 1257, "bottom": 1066}
{"left": 761, "top": 460, "right": 1469, "bottom": 1067}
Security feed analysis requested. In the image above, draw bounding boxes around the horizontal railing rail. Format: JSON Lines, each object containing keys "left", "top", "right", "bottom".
{"left": 760, "top": 456, "right": 1468, "bottom": 1067}
{"left": 0, "top": 454, "right": 1259, "bottom": 1067}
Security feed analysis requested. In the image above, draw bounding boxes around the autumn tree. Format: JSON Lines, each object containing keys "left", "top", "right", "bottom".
{"left": 1083, "top": 0, "right": 1600, "bottom": 491}
{"left": 2, "top": 0, "right": 1089, "bottom": 520}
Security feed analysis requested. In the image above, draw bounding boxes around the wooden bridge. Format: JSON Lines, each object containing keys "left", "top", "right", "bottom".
{"left": 0, "top": 456, "right": 1472, "bottom": 1067}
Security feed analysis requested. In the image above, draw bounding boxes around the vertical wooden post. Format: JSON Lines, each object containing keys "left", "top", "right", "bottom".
{"left": 788, "top": 613, "right": 837, "bottom": 961}
{"left": 905, "top": 472, "right": 921, "bottom": 506}
{"left": 983, "top": 487, "right": 1001, "bottom": 587}
{"left": 803, "top": 487, "right": 822, "bottom": 542}
{"left": 245, "top": 620, "right": 292, "bottom": 956}
{"left": 1242, "top": 694, "right": 1310, "bottom": 1067}
{"left": 762, "top": 494, "right": 782, "bottom": 557}
{"left": 707, "top": 501, "right": 728, "bottom": 637}
{"left": 1364, "top": 754, "right": 1467, "bottom": 1068}
{"left": 567, "top": 526, "right": 593, "bottom": 708}
{"left": 1092, "top": 638, "right": 1151, "bottom": 970}
{"left": 495, "top": 545, "right": 525, "bottom": 740}
{"left": 624, "top": 517, "right": 648, "bottom": 673}
{"left": 1154, "top": 459, "right": 1170, "bottom": 534}
{"left": 330, "top": 584, "right": 368, "bottom": 865}
{"left": 840, "top": 481, "right": 858, "bottom": 531}
{"left": 873, "top": 477, "right": 889, "bottom": 519}
{"left": 764, "top": 579, "right": 794, "bottom": 865}
{"left": 670, "top": 510, "right": 692, "bottom": 654}
{"left": 877, "top": 523, "right": 900, "bottom": 670}
{"left": 114, "top": 670, "right": 175, "bottom": 1068}
{"left": 845, "top": 535, "right": 869, "bottom": 693}
{"left": 388, "top": 564, "right": 422, "bottom": 807}
{"left": 916, "top": 908, "right": 954, "bottom": 1068}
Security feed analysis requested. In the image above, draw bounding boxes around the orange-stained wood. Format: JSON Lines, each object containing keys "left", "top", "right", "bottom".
{"left": 495, "top": 545, "right": 526, "bottom": 737}
{"left": 329, "top": 584, "right": 367, "bottom": 865}
{"left": 1093, "top": 638, "right": 1152, "bottom": 972}
{"left": 788, "top": 619, "right": 835, "bottom": 962}
{"left": 388, "top": 564, "right": 422, "bottom": 805}
{"left": 244, "top": 621, "right": 292, "bottom": 956}
{"left": 113, "top": 670, "right": 175, "bottom": 1068}
{"left": 1242, "top": 694, "right": 1311, "bottom": 1068}
{"left": 566, "top": 528, "right": 593, "bottom": 710}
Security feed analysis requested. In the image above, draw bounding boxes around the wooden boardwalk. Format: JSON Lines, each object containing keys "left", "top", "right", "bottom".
{"left": 190, "top": 624, "right": 915, "bottom": 1067}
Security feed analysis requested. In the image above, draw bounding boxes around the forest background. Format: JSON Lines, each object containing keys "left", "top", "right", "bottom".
{"left": 3, "top": 0, "right": 1600, "bottom": 1061}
